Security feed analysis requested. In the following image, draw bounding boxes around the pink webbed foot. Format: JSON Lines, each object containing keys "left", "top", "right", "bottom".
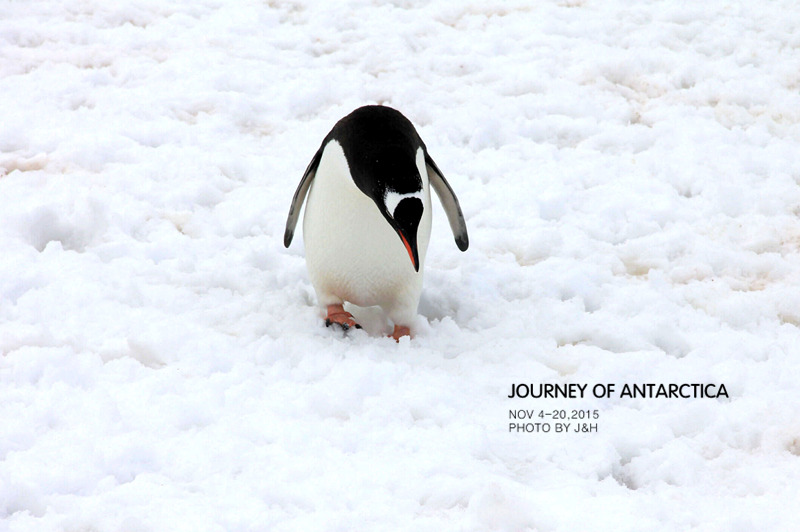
{"left": 325, "top": 304, "right": 361, "bottom": 331}
{"left": 389, "top": 324, "right": 411, "bottom": 342}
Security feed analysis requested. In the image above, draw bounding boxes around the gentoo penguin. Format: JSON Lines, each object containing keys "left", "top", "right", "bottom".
{"left": 284, "top": 105, "right": 468, "bottom": 340}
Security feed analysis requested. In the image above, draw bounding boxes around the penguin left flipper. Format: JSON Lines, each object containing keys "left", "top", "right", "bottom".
{"left": 284, "top": 147, "right": 323, "bottom": 248}
{"left": 424, "top": 153, "right": 469, "bottom": 251}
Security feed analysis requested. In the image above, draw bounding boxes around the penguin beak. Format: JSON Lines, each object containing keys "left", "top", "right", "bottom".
{"left": 397, "top": 229, "right": 420, "bottom": 272}
{"left": 387, "top": 197, "right": 423, "bottom": 273}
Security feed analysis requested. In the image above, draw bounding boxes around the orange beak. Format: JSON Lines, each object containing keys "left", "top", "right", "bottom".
{"left": 399, "top": 232, "right": 418, "bottom": 271}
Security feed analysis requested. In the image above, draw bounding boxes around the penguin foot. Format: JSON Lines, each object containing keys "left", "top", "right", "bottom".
{"left": 389, "top": 325, "right": 411, "bottom": 342}
{"left": 325, "top": 304, "right": 361, "bottom": 331}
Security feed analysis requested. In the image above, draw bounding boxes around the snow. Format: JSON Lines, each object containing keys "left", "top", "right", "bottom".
{"left": 2, "top": 0, "right": 800, "bottom": 530}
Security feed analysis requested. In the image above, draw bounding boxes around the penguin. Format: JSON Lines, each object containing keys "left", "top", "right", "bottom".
{"left": 284, "top": 105, "right": 468, "bottom": 340}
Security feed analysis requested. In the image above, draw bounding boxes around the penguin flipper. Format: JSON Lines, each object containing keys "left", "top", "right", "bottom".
{"left": 425, "top": 153, "right": 469, "bottom": 251}
{"left": 284, "top": 147, "right": 323, "bottom": 247}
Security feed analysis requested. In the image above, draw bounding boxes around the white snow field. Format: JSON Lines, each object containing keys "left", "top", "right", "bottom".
{"left": 2, "top": 0, "right": 800, "bottom": 530}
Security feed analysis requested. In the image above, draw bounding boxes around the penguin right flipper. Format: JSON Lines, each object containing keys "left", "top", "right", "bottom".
{"left": 284, "top": 147, "right": 323, "bottom": 247}
{"left": 425, "top": 153, "right": 469, "bottom": 251}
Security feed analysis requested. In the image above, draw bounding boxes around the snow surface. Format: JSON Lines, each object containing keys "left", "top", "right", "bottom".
{"left": 2, "top": 1, "right": 800, "bottom": 530}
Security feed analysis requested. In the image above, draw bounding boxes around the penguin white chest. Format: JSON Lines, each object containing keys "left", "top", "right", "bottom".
{"left": 302, "top": 141, "right": 432, "bottom": 316}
